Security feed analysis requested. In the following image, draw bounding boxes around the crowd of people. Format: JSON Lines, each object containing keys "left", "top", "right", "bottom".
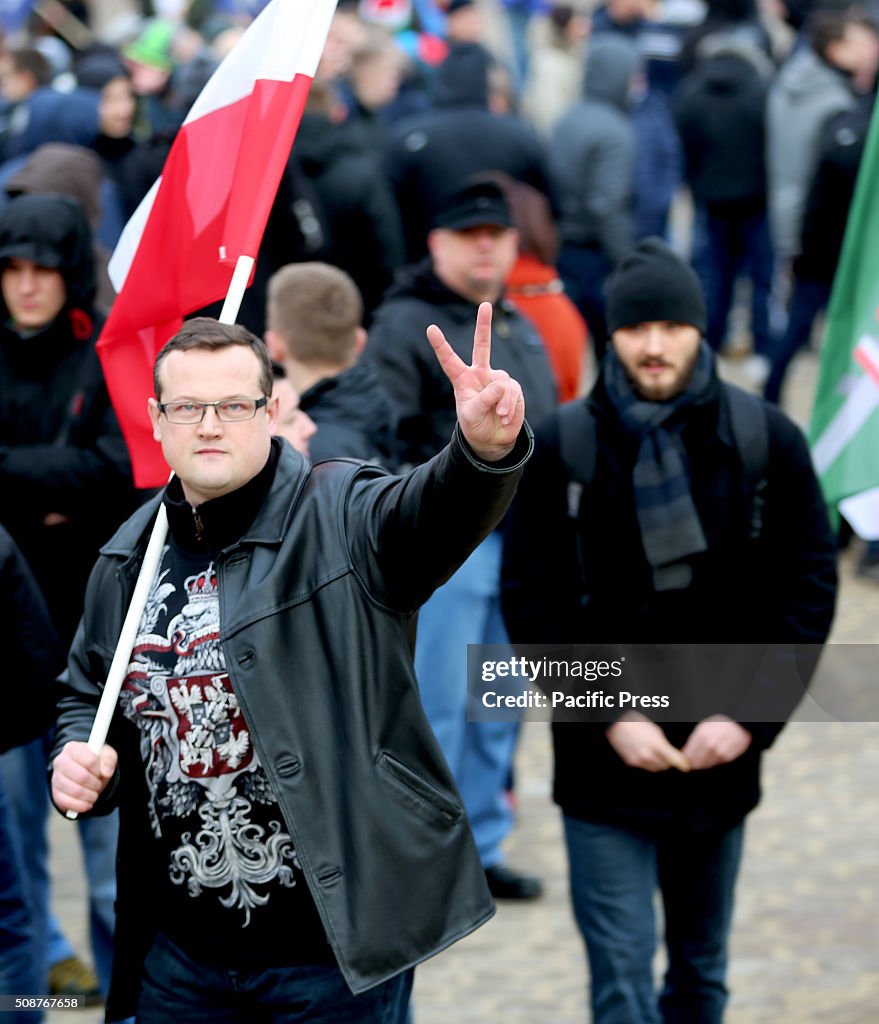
{"left": 0, "top": 0, "right": 868, "bottom": 1019}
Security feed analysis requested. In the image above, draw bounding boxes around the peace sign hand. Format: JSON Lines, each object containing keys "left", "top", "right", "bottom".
{"left": 427, "top": 302, "right": 525, "bottom": 462}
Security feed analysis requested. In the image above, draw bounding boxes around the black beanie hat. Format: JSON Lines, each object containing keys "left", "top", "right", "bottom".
{"left": 606, "top": 237, "right": 706, "bottom": 335}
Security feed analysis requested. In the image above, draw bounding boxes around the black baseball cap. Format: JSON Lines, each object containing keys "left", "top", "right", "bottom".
{"left": 433, "top": 180, "right": 514, "bottom": 232}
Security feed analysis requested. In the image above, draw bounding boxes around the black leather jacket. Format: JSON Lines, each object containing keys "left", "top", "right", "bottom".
{"left": 53, "top": 429, "right": 532, "bottom": 1021}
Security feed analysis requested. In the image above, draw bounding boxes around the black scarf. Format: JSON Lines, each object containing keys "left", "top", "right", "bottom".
{"left": 603, "top": 342, "right": 713, "bottom": 591}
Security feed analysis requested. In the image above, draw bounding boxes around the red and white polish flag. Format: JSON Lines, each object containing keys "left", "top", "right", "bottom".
{"left": 98, "top": 0, "right": 338, "bottom": 488}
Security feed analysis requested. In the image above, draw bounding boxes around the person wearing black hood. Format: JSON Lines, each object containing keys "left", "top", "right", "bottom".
{"left": 383, "top": 42, "right": 556, "bottom": 263}
{"left": 0, "top": 193, "right": 138, "bottom": 1008}
{"left": 0, "top": 192, "right": 136, "bottom": 637}
{"left": 672, "top": 25, "right": 776, "bottom": 359}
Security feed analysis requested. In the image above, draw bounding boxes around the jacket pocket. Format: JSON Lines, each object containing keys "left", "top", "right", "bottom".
{"left": 376, "top": 751, "right": 463, "bottom": 827}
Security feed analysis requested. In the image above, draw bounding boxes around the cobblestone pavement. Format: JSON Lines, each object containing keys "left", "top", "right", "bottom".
{"left": 46, "top": 349, "right": 878, "bottom": 1024}
{"left": 410, "top": 669, "right": 879, "bottom": 1024}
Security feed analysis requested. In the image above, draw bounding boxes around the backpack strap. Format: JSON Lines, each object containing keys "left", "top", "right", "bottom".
{"left": 722, "top": 383, "right": 769, "bottom": 542}
{"left": 557, "top": 399, "right": 597, "bottom": 516}
{"left": 556, "top": 400, "right": 598, "bottom": 605}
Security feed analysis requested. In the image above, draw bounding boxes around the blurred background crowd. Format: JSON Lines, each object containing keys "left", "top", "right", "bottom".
{"left": 0, "top": 0, "right": 875, "bottom": 404}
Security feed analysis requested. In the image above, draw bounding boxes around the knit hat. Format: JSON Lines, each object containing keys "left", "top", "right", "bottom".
{"left": 123, "top": 19, "right": 175, "bottom": 73}
{"left": 76, "top": 52, "right": 130, "bottom": 91}
{"left": 433, "top": 179, "right": 513, "bottom": 231}
{"left": 606, "top": 237, "right": 706, "bottom": 335}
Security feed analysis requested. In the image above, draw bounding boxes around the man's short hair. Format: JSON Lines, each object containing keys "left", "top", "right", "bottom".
{"left": 266, "top": 262, "right": 363, "bottom": 366}
{"left": 153, "top": 317, "right": 273, "bottom": 399}
{"left": 809, "top": 9, "right": 876, "bottom": 59}
{"left": 8, "top": 48, "right": 53, "bottom": 88}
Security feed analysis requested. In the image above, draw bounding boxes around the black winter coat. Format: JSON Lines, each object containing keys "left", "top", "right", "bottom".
{"left": 0, "top": 195, "right": 137, "bottom": 646}
{"left": 366, "top": 261, "right": 558, "bottom": 467}
{"left": 673, "top": 49, "right": 770, "bottom": 209}
{"left": 295, "top": 114, "right": 406, "bottom": 321}
{"left": 53, "top": 431, "right": 532, "bottom": 1021}
{"left": 384, "top": 43, "right": 557, "bottom": 262}
{"left": 795, "top": 100, "right": 872, "bottom": 284}
{"left": 501, "top": 371, "right": 837, "bottom": 832}
{"left": 0, "top": 321, "right": 136, "bottom": 646}
{"left": 300, "top": 360, "right": 399, "bottom": 469}
{"left": 0, "top": 524, "right": 63, "bottom": 752}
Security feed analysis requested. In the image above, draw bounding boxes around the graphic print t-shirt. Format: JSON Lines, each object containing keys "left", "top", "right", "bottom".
{"left": 120, "top": 542, "right": 331, "bottom": 967}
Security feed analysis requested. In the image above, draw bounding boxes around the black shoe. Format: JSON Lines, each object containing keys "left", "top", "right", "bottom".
{"left": 485, "top": 864, "right": 543, "bottom": 900}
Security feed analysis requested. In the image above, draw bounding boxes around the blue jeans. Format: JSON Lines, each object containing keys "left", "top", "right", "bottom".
{"left": 763, "top": 278, "right": 831, "bottom": 404}
{"left": 563, "top": 815, "right": 745, "bottom": 1024}
{"left": 502, "top": 4, "right": 533, "bottom": 91}
{"left": 696, "top": 206, "right": 774, "bottom": 355}
{"left": 0, "top": 778, "right": 41, "bottom": 1023}
{"left": 558, "top": 243, "right": 613, "bottom": 361}
{"left": 414, "top": 532, "right": 517, "bottom": 868}
{"left": 0, "top": 736, "right": 119, "bottom": 995}
{"left": 136, "top": 931, "right": 413, "bottom": 1023}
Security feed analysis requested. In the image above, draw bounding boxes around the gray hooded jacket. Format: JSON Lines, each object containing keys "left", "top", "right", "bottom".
{"left": 766, "top": 46, "right": 857, "bottom": 260}
{"left": 550, "top": 35, "right": 641, "bottom": 260}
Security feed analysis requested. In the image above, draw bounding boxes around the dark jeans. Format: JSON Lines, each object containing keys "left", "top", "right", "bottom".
{"left": 0, "top": 734, "right": 119, "bottom": 996}
{"left": 558, "top": 243, "right": 613, "bottom": 361}
{"left": 563, "top": 815, "right": 745, "bottom": 1024}
{"left": 136, "top": 932, "right": 413, "bottom": 1024}
{"left": 0, "top": 779, "right": 41, "bottom": 1023}
{"left": 695, "top": 206, "right": 774, "bottom": 355}
{"left": 764, "top": 278, "right": 831, "bottom": 404}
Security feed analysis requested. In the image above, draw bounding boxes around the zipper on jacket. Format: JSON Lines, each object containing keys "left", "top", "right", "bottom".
{"left": 192, "top": 506, "right": 205, "bottom": 543}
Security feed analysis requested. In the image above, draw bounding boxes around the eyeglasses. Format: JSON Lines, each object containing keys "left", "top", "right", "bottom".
{"left": 158, "top": 396, "right": 269, "bottom": 424}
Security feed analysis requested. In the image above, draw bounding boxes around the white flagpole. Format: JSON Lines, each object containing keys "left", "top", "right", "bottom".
{"left": 65, "top": 255, "right": 253, "bottom": 819}
{"left": 219, "top": 256, "right": 255, "bottom": 324}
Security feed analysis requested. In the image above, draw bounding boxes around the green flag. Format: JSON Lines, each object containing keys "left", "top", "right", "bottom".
{"left": 808, "top": 103, "right": 879, "bottom": 523}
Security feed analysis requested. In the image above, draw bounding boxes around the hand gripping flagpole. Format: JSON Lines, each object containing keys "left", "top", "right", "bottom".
{"left": 65, "top": 256, "right": 255, "bottom": 819}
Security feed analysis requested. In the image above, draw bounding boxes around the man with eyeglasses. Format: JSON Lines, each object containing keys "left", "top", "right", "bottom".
{"left": 49, "top": 312, "right": 529, "bottom": 1024}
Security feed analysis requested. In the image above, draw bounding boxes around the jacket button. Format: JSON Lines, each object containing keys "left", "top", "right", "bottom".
{"left": 276, "top": 755, "right": 302, "bottom": 777}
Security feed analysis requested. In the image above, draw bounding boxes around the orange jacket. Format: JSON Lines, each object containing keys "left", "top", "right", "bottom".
{"left": 506, "top": 254, "right": 589, "bottom": 403}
